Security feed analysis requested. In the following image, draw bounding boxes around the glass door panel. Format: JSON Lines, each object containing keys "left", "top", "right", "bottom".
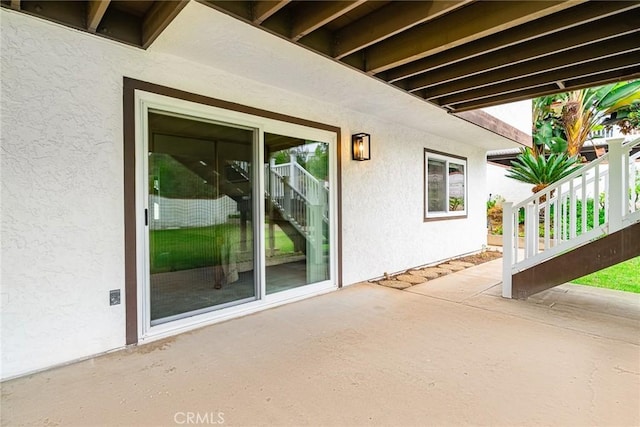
{"left": 264, "top": 133, "right": 330, "bottom": 294}
{"left": 147, "top": 111, "right": 256, "bottom": 325}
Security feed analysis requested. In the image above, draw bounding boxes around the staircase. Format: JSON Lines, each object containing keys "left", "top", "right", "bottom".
{"left": 168, "top": 155, "right": 328, "bottom": 257}
{"left": 502, "top": 137, "right": 640, "bottom": 299}
{"left": 232, "top": 158, "right": 329, "bottom": 255}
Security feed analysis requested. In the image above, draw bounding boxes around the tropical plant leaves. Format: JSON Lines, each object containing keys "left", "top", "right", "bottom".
{"left": 505, "top": 148, "right": 582, "bottom": 190}
{"left": 532, "top": 80, "right": 640, "bottom": 157}
{"left": 599, "top": 80, "right": 640, "bottom": 112}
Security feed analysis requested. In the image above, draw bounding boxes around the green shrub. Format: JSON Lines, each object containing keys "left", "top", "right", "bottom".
{"left": 533, "top": 197, "right": 606, "bottom": 239}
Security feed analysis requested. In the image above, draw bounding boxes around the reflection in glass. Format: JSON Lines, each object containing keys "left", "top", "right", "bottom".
{"left": 264, "top": 134, "right": 330, "bottom": 294}
{"left": 147, "top": 111, "right": 255, "bottom": 324}
{"left": 448, "top": 163, "right": 465, "bottom": 211}
{"left": 428, "top": 158, "right": 446, "bottom": 212}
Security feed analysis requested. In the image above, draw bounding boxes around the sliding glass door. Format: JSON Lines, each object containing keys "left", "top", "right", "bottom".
{"left": 147, "top": 110, "right": 256, "bottom": 325}
{"left": 264, "top": 133, "right": 330, "bottom": 294}
{"left": 137, "top": 92, "right": 337, "bottom": 335}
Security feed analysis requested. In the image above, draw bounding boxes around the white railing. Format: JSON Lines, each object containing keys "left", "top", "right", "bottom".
{"left": 232, "top": 157, "right": 328, "bottom": 246}
{"left": 264, "top": 156, "right": 329, "bottom": 245}
{"left": 232, "top": 160, "right": 251, "bottom": 180}
{"left": 502, "top": 137, "right": 640, "bottom": 298}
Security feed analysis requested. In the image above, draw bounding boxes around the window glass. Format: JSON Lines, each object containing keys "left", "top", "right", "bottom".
{"left": 424, "top": 150, "right": 467, "bottom": 220}
{"left": 147, "top": 111, "right": 256, "bottom": 325}
{"left": 448, "top": 163, "right": 465, "bottom": 212}
{"left": 264, "top": 136, "right": 330, "bottom": 294}
{"left": 427, "top": 159, "right": 446, "bottom": 213}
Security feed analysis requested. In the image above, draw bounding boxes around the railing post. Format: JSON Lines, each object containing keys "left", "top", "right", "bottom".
{"left": 267, "top": 160, "right": 276, "bottom": 257}
{"left": 307, "top": 185, "right": 324, "bottom": 283}
{"left": 283, "top": 176, "right": 291, "bottom": 219}
{"left": 607, "top": 138, "right": 625, "bottom": 233}
{"left": 502, "top": 202, "right": 513, "bottom": 298}
{"left": 525, "top": 203, "right": 537, "bottom": 257}
{"left": 289, "top": 153, "right": 296, "bottom": 193}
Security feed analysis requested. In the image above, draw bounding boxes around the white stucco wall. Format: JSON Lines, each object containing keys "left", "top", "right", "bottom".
{"left": 486, "top": 163, "right": 535, "bottom": 203}
{"left": 1, "top": 6, "right": 503, "bottom": 379}
{"left": 340, "top": 124, "right": 487, "bottom": 284}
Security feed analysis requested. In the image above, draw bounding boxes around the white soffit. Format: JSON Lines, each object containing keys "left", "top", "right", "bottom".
{"left": 150, "top": 2, "right": 520, "bottom": 151}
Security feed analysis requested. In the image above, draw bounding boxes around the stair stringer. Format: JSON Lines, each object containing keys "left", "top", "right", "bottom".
{"left": 511, "top": 221, "right": 640, "bottom": 299}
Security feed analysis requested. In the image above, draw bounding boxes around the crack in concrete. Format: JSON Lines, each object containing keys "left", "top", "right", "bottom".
{"left": 613, "top": 366, "right": 640, "bottom": 376}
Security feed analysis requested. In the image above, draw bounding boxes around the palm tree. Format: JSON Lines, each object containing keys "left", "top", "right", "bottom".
{"left": 506, "top": 148, "right": 582, "bottom": 194}
{"left": 514, "top": 81, "right": 639, "bottom": 197}
{"left": 534, "top": 80, "right": 640, "bottom": 157}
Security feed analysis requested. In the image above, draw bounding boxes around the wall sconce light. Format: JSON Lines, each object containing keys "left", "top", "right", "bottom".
{"left": 352, "top": 133, "right": 371, "bottom": 161}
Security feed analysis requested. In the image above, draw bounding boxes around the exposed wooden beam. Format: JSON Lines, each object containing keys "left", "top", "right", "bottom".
{"left": 10, "top": 0, "right": 20, "bottom": 10}
{"left": 383, "top": 0, "right": 636, "bottom": 82}
{"left": 259, "top": 5, "right": 290, "bottom": 36}
{"left": 290, "top": 1, "right": 365, "bottom": 42}
{"left": 385, "top": 1, "right": 640, "bottom": 82}
{"left": 447, "top": 68, "right": 640, "bottom": 113}
{"left": 440, "top": 60, "right": 639, "bottom": 109}
{"left": 424, "top": 33, "right": 640, "bottom": 101}
{"left": 205, "top": 1, "right": 253, "bottom": 21}
{"left": 436, "top": 52, "right": 640, "bottom": 107}
{"left": 87, "top": 0, "right": 110, "bottom": 33}
{"left": 404, "top": 12, "right": 640, "bottom": 93}
{"left": 559, "top": 69, "right": 640, "bottom": 96}
{"left": 363, "top": 1, "right": 584, "bottom": 74}
{"left": 333, "top": 0, "right": 471, "bottom": 60}
{"left": 253, "top": 0, "right": 290, "bottom": 24}
{"left": 142, "top": 0, "right": 188, "bottom": 49}
{"left": 297, "top": 27, "right": 334, "bottom": 56}
{"left": 444, "top": 85, "right": 560, "bottom": 112}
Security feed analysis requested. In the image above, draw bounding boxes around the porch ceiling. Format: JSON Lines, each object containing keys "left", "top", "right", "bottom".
{"left": 5, "top": 0, "right": 639, "bottom": 114}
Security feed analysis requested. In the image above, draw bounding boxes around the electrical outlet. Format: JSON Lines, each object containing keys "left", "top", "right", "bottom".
{"left": 110, "top": 289, "right": 121, "bottom": 306}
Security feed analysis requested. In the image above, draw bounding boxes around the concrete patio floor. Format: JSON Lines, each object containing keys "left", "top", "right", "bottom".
{"left": 2, "top": 259, "right": 639, "bottom": 426}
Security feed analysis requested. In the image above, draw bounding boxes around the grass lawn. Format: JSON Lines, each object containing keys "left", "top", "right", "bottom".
{"left": 571, "top": 256, "right": 640, "bottom": 293}
{"left": 150, "top": 224, "right": 296, "bottom": 273}
{"left": 266, "top": 226, "right": 294, "bottom": 254}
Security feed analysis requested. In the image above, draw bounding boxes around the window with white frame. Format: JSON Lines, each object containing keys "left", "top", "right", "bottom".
{"left": 424, "top": 149, "right": 467, "bottom": 220}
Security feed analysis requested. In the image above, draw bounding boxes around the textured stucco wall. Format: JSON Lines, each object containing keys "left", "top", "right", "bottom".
{"left": 486, "top": 163, "right": 535, "bottom": 204}
{"left": 340, "top": 120, "right": 487, "bottom": 284}
{"left": 2, "top": 7, "right": 494, "bottom": 378}
{"left": 1, "top": 10, "right": 131, "bottom": 379}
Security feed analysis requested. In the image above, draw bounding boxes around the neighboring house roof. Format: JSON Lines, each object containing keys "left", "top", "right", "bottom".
{"left": 487, "top": 132, "right": 640, "bottom": 166}
{"left": 3, "top": 1, "right": 639, "bottom": 114}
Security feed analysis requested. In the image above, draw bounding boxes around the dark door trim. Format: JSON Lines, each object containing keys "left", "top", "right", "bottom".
{"left": 123, "top": 77, "right": 343, "bottom": 345}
